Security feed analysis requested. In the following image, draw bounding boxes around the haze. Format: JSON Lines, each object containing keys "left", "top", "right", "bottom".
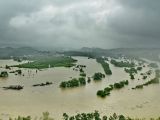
{"left": 0, "top": 0, "right": 160, "bottom": 49}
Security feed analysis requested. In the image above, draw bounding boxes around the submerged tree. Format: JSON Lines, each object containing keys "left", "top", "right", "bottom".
{"left": 93, "top": 72, "right": 105, "bottom": 81}
{"left": 0, "top": 71, "right": 8, "bottom": 77}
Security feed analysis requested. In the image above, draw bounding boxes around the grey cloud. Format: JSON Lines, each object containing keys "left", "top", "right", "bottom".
{"left": 107, "top": 0, "right": 160, "bottom": 41}
{"left": 0, "top": 0, "right": 160, "bottom": 49}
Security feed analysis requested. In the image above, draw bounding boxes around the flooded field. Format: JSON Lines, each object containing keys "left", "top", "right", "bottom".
{"left": 0, "top": 57, "right": 159, "bottom": 119}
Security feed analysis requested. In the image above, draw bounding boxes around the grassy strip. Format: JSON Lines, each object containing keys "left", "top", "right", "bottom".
{"left": 11, "top": 56, "right": 77, "bottom": 69}
{"left": 96, "top": 58, "right": 112, "bottom": 75}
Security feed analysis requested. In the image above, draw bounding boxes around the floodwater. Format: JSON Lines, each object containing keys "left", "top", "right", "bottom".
{"left": 0, "top": 57, "right": 159, "bottom": 119}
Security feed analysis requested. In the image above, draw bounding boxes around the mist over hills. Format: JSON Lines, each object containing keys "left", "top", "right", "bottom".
{"left": 0, "top": 46, "right": 160, "bottom": 61}
{"left": 63, "top": 47, "right": 160, "bottom": 61}
{"left": 0, "top": 47, "right": 50, "bottom": 59}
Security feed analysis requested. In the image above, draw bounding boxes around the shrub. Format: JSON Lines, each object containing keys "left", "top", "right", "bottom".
{"left": 0, "top": 71, "right": 8, "bottom": 77}
{"left": 114, "top": 83, "right": 124, "bottom": 89}
{"left": 97, "top": 80, "right": 129, "bottom": 97}
{"left": 79, "top": 77, "right": 86, "bottom": 85}
{"left": 80, "top": 73, "right": 86, "bottom": 77}
{"left": 93, "top": 72, "right": 105, "bottom": 81}
{"left": 97, "top": 90, "right": 110, "bottom": 98}
{"left": 60, "top": 78, "right": 86, "bottom": 88}
{"left": 130, "top": 74, "right": 135, "bottom": 80}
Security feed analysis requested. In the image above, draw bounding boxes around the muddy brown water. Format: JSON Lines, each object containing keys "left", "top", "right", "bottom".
{"left": 0, "top": 57, "right": 159, "bottom": 119}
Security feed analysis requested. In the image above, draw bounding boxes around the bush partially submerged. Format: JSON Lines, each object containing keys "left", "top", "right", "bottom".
{"left": 60, "top": 77, "right": 86, "bottom": 88}
{"left": 97, "top": 80, "right": 129, "bottom": 98}
{"left": 3, "top": 85, "right": 23, "bottom": 90}
{"left": 80, "top": 72, "right": 86, "bottom": 77}
{"left": 33, "top": 82, "right": 53, "bottom": 87}
{"left": 0, "top": 71, "right": 8, "bottom": 77}
{"left": 97, "top": 90, "right": 110, "bottom": 98}
{"left": 93, "top": 72, "right": 105, "bottom": 81}
{"left": 63, "top": 111, "right": 130, "bottom": 120}
{"left": 114, "top": 80, "right": 129, "bottom": 89}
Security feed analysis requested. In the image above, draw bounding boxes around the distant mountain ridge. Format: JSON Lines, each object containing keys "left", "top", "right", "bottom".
{"left": 1, "top": 46, "right": 160, "bottom": 61}
{"left": 0, "top": 47, "right": 49, "bottom": 59}
{"left": 64, "top": 47, "right": 160, "bottom": 61}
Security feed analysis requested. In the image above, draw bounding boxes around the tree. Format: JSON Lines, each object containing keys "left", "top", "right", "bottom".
{"left": 93, "top": 73, "right": 105, "bottom": 81}
{"left": 0, "top": 71, "right": 8, "bottom": 77}
{"left": 130, "top": 74, "right": 134, "bottom": 80}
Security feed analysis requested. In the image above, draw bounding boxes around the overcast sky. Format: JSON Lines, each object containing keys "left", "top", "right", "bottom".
{"left": 0, "top": 0, "right": 160, "bottom": 49}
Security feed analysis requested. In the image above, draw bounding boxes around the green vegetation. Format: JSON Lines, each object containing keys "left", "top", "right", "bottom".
{"left": 96, "top": 58, "right": 112, "bottom": 75}
{"left": 76, "top": 65, "right": 86, "bottom": 68}
{"left": 80, "top": 72, "right": 86, "bottom": 77}
{"left": 9, "top": 70, "right": 22, "bottom": 75}
{"left": 155, "top": 69, "right": 160, "bottom": 78}
{"left": 4, "top": 111, "right": 160, "bottom": 120}
{"left": 79, "top": 68, "right": 84, "bottom": 73}
{"left": 5, "top": 65, "right": 11, "bottom": 69}
{"left": 60, "top": 77, "right": 86, "bottom": 88}
{"left": 113, "top": 80, "right": 129, "bottom": 89}
{"left": 104, "top": 86, "right": 113, "bottom": 92}
{"left": 63, "top": 111, "right": 142, "bottom": 120}
{"left": 124, "top": 68, "right": 137, "bottom": 74}
{"left": 93, "top": 72, "right": 105, "bottom": 81}
{"left": 133, "top": 85, "right": 143, "bottom": 89}
{"left": 137, "top": 66, "right": 142, "bottom": 71}
{"left": 132, "top": 78, "right": 159, "bottom": 90}
{"left": 13, "top": 57, "right": 23, "bottom": 62}
{"left": 74, "top": 64, "right": 86, "bottom": 73}
{"left": 97, "top": 90, "right": 110, "bottom": 98}
{"left": 142, "top": 76, "right": 147, "bottom": 80}
{"left": 33, "top": 82, "right": 53, "bottom": 87}
{"left": 146, "top": 70, "right": 152, "bottom": 75}
{"left": 97, "top": 80, "right": 129, "bottom": 98}
{"left": 143, "top": 77, "right": 159, "bottom": 85}
{"left": 12, "top": 56, "right": 77, "bottom": 69}
{"left": 0, "top": 71, "right": 8, "bottom": 77}
{"left": 9, "top": 112, "right": 53, "bottom": 120}
{"left": 140, "top": 70, "right": 152, "bottom": 78}
{"left": 124, "top": 68, "right": 137, "bottom": 80}
{"left": 87, "top": 77, "right": 91, "bottom": 83}
{"left": 130, "top": 74, "right": 135, "bottom": 80}
{"left": 79, "top": 77, "right": 86, "bottom": 85}
{"left": 16, "top": 70, "right": 22, "bottom": 74}
{"left": 110, "top": 59, "right": 135, "bottom": 67}
{"left": 132, "top": 70, "right": 160, "bottom": 90}
{"left": 3, "top": 85, "right": 23, "bottom": 90}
